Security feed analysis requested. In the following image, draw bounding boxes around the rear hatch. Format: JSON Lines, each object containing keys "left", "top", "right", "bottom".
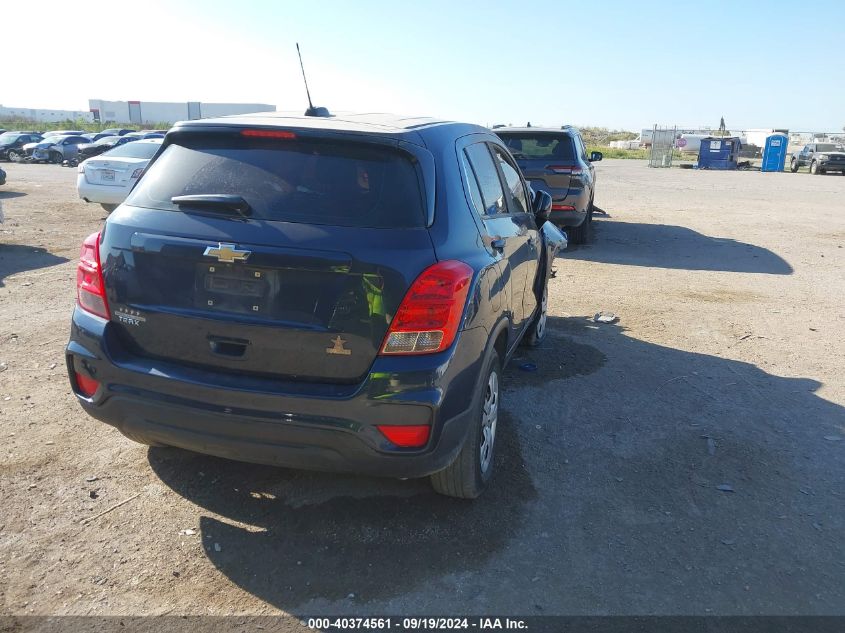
{"left": 496, "top": 132, "right": 578, "bottom": 197}
{"left": 101, "top": 128, "right": 435, "bottom": 383}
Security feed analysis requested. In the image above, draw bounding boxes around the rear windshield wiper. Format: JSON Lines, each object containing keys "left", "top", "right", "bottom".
{"left": 171, "top": 194, "right": 252, "bottom": 218}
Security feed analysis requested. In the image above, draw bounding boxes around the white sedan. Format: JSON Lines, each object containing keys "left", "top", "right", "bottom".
{"left": 77, "top": 139, "right": 162, "bottom": 212}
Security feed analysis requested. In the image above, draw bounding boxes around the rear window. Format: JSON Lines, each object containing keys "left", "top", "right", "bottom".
{"left": 102, "top": 142, "right": 161, "bottom": 159}
{"left": 498, "top": 134, "right": 575, "bottom": 161}
{"left": 125, "top": 137, "right": 426, "bottom": 228}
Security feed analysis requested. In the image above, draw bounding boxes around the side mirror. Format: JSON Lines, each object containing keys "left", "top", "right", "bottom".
{"left": 590, "top": 151, "right": 603, "bottom": 162}
{"left": 532, "top": 190, "right": 552, "bottom": 225}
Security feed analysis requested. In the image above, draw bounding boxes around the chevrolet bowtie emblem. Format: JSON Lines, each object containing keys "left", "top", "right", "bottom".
{"left": 326, "top": 335, "right": 351, "bottom": 356}
{"left": 203, "top": 242, "right": 251, "bottom": 263}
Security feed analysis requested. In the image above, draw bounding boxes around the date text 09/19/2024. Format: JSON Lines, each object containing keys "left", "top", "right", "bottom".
{"left": 305, "top": 618, "right": 528, "bottom": 630}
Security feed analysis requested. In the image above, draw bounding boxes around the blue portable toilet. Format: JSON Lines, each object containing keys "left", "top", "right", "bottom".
{"left": 761, "top": 133, "right": 788, "bottom": 172}
{"left": 698, "top": 137, "right": 741, "bottom": 169}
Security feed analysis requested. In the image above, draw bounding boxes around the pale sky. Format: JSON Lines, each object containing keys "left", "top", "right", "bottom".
{"left": 4, "top": 0, "right": 844, "bottom": 132}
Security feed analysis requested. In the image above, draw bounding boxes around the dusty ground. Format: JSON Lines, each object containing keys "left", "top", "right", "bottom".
{"left": 0, "top": 160, "right": 843, "bottom": 617}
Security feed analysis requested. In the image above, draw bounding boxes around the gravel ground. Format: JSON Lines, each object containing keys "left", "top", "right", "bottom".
{"left": 0, "top": 160, "right": 843, "bottom": 617}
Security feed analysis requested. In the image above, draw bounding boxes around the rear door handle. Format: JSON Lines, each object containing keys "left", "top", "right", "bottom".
{"left": 491, "top": 238, "right": 506, "bottom": 252}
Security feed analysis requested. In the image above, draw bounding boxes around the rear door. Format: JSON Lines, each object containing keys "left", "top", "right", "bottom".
{"left": 489, "top": 144, "right": 540, "bottom": 322}
{"left": 460, "top": 140, "right": 532, "bottom": 332}
{"left": 101, "top": 130, "right": 436, "bottom": 384}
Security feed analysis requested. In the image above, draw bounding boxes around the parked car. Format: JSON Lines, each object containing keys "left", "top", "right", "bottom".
{"left": 66, "top": 112, "right": 566, "bottom": 498}
{"left": 494, "top": 126, "right": 602, "bottom": 243}
{"left": 77, "top": 138, "right": 163, "bottom": 211}
{"left": 41, "top": 130, "right": 86, "bottom": 138}
{"left": 76, "top": 135, "right": 138, "bottom": 160}
{"left": 0, "top": 131, "right": 43, "bottom": 161}
{"left": 790, "top": 142, "right": 845, "bottom": 175}
{"left": 0, "top": 166, "right": 6, "bottom": 186}
{"left": 123, "top": 131, "right": 166, "bottom": 140}
{"left": 93, "top": 128, "right": 135, "bottom": 141}
{"left": 30, "top": 135, "right": 91, "bottom": 163}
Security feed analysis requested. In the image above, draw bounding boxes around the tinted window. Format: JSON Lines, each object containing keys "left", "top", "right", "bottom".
{"left": 464, "top": 143, "right": 506, "bottom": 216}
{"left": 459, "top": 152, "right": 485, "bottom": 217}
{"left": 492, "top": 146, "right": 528, "bottom": 214}
{"left": 126, "top": 138, "right": 426, "bottom": 228}
{"left": 498, "top": 133, "right": 575, "bottom": 161}
{"left": 102, "top": 141, "right": 161, "bottom": 159}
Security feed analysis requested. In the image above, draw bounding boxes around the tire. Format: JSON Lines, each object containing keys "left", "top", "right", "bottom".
{"left": 789, "top": 157, "right": 799, "bottom": 173}
{"left": 100, "top": 204, "right": 118, "bottom": 213}
{"left": 7, "top": 149, "right": 22, "bottom": 163}
{"left": 568, "top": 198, "right": 595, "bottom": 245}
{"left": 430, "top": 351, "right": 501, "bottom": 499}
{"left": 522, "top": 275, "right": 548, "bottom": 347}
{"left": 50, "top": 152, "right": 63, "bottom": 164}
{"left": 810, "top": 160, "right": 822, "bottom": 175}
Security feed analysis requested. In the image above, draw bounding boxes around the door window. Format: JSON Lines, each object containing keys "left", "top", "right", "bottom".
{"left": 463, "top": 143, "right": 507, "bottom": 216}
{"left": 491, "top": 146, "right": 529, "bottom": 214}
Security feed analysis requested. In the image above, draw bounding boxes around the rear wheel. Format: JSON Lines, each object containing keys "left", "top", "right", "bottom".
{"left": 430, "top": 351, "right": 501, "bottom": 499}
{"left": 566, "top": 209, "right": 592, "bottom": 244}
{"left": 789, "top": 157, "right": 799, "bottom": 173}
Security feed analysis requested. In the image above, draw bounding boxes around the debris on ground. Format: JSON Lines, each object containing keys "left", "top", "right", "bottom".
{"left": 593, "top": 312, "right": 619, "bottom": 324}
{"left": 519, "top": 362, "right": 537, "bottom": 372}
{"left": 707, "top": 438, "right": 717, "bottom": 455}
{"left": 716, "top": 484, "right": 735, "bottom": 493}
{"left": 179, "top": 529, "right": 196, "bottom": 536}
{"left": 213, "top": 543, "right": 222, "bottom": 552}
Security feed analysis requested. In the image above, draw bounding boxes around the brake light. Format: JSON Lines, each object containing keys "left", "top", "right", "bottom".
{"left": 546, "top": 165, "right": 583, "bottom": 174}
{"left": 130, "top": 168, "right": 144, "bottom": 179}
{"left": 380, "top": 260, "right": 473, "bottom": 355}
{"left": 74, "top": 371, "right": 100, "bottom": 397}
{"left": 76, "top": 232, "right": 110, "bottom": 319}
{"left": 241, "top": 129, "right": 297, "bottom": 139}
{"left": 551, "top": 204, "right": 576, "bottom": 211}
{"left": 376, "top": 425, "right": 431, "bottom": 448}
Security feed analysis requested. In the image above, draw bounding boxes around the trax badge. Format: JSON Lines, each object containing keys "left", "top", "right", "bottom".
{"left": 326, "top": 336, "right": 351, "bottom": 356}
{"left": 114, "top": 309, "right": 146, "bottom": 327}
{"left": 203, "top": 242, "right": 251, "bottom": 263}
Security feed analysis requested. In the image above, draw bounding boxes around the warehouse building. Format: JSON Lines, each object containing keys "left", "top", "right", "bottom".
{"left": 0, "top": 105, "right": 94, "bottom": 123}
{"left": 87, "top": 100, "right": 276, "bottom": 124}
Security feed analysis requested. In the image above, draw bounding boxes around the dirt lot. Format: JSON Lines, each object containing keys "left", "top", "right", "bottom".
{"left": 0, "top": 160, "right": 843, "bottom": 617}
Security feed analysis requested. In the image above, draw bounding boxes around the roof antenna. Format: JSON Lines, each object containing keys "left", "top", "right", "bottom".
{"left": 296, "top": 43, "right": 330, "bottom": 117}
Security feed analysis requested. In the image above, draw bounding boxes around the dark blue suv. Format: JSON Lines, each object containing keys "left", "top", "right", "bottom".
{"left": 67, "top": 112, "right": 565, "bottom": 498}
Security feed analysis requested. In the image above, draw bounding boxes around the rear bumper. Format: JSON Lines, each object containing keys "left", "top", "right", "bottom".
{"left": 550, "top": 208, "right": 587, "bottom": 227}
{"left": 67, "top": 308, "right": 487, "bottom": 479}
{"left": 77, "top": 175, "right": 132, "bottom": 204}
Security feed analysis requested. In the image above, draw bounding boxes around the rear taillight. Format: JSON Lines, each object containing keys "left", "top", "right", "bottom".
{"left": 376, "top": 425, "right": 431, "bottom": 448}
{"left": 546, "top": 164, "right": 583, "bottom": 175}
{"left": 77, "top": 232, "right": 110, "bottom": 319}
{"left": 241, "top": 129, "right": 297, "bottom": 139}
{"left": 551, "top": 204, "right": 576, "bottom": 211}
{"left": 130, "top": 168, "right": 144, "bottom": 179}
{"left": 380, "top": 260, "right": 473, "bottom": 355}
{"left": 74, "top": 371, "right": 100, "bottom": 397}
